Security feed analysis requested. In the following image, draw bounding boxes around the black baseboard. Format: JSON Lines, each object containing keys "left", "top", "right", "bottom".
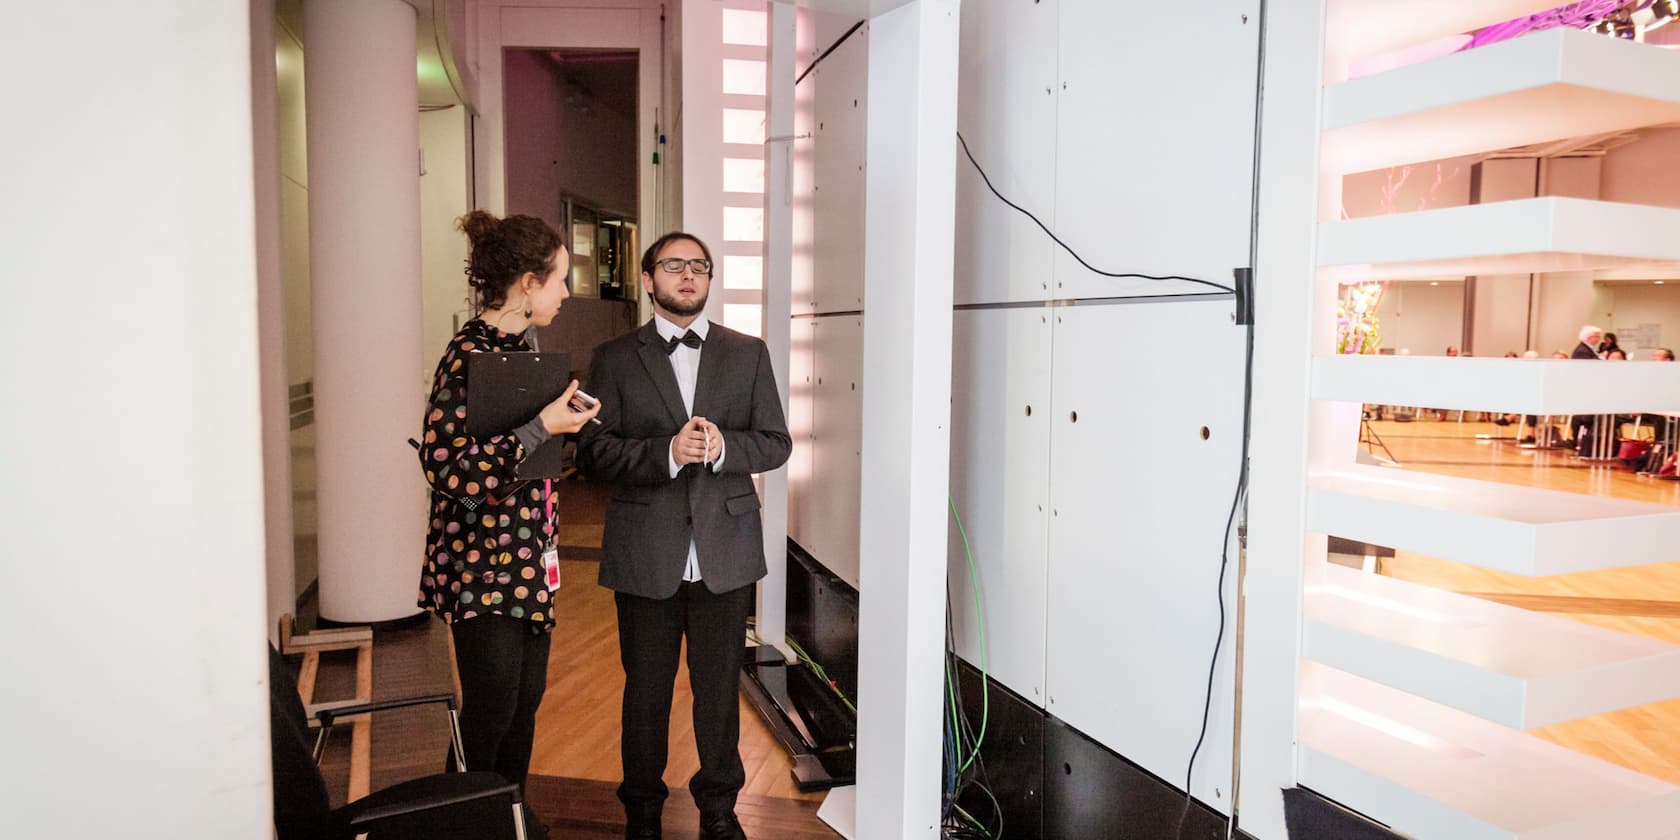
{"left": 1283, "top": 787, "right": 1405, "bottom": 840}
{"left": 953, "top": 659, "right": 1228, "bottom": 840}
{"left": 738, "top": 540, "right": 861, "bottom": 792}
{"left": 952, "top": 660, "right": 1043, "bottom": 837}
{"left": 785, "top": 539, "right": 859, "bottom": 702}
{"left": 740, "top": 646, "right": 856, "bottom": 792}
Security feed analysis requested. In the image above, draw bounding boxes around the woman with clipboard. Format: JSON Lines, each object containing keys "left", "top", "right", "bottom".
{"left": 416, "top": 211, "right": 599, "bottom": 820}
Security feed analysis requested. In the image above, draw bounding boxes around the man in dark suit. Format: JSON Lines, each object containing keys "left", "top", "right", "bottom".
{"left": 1572, "top": 325, "right": 1604, "bottom": 359}
{"left": 578, "top": 231, "right": 791, "bottom": 840}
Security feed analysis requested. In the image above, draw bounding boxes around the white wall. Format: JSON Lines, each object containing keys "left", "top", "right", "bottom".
{"left": 469, "top": 0, "right": 664, "bottom": 266}
{"left": 421, "top": 105, "right": 472, "bottom": 362}
{"left": 276, "top": 9, "right": 318, "bottom": 598}
{"left": 1598, "top": 285, "right": 1680, "bottom": 356}
{"left": 503, "top": 50, "right": 640, "bottom": 225}
{"left": 254, "top": 0, "right": 297, "bottom": 643}
{"left": 4, "top": 2, "right": 272, "bottom": 836}
{"left": 1533, "top": 272, "right": 1597, "bottom": 356}
{"left": 504, "top": 49, "right": 569, "bottom": 227}
{"left": 1340, "top": 155, "right": 1474, "bottom": 219}
{"left": 277, "top": 14, "right": 313, "bottom": 384}
{"left": 1602, "top": 126, "right": 1680, "bottom": 210}
{"left": 904, "top": 0, "right": 1258, "bottom": 816}
{"left": 1374, "top": 281, "right": 1464, "bottom": 355}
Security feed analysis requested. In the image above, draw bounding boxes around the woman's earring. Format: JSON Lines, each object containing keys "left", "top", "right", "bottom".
{"left": 521, "top": 296, "right": 533, "bottom": 318}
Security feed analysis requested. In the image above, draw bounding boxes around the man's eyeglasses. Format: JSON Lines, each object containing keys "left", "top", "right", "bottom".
{"left": 654, "top": 257, "right": 713, "bottom": 276}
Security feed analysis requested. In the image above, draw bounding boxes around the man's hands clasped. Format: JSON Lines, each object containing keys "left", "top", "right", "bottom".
{"left": 671, "top": 416, "right": 723, "bottom": 467}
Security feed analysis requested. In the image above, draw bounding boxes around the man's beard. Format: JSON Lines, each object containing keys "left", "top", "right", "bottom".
{"left": 654, "top": 285, "right": 707, "bottom": 317}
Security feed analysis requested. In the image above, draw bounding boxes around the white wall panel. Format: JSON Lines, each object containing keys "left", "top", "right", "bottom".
{"left": 1052, "top": 1, "right": 1260, "bottom": 300}
{"left": 1046, "top": 299, "right": 1246, "bottom": 814}
{"left": 802, "top": 314, "right": 865, "bottom": 588}
{"left": 949, "top": 308, "right": 1053, "bottom": 703}
{"left": 791, "top": 7, "right": 818, "bottom": 317}
{"left": 788, "top": 315, "right": 817, "bottom": 552}
{"left": 952, "top": 0, "right": 1058, "bottom": 306}
{"left": 808, "top": 16, "right": 868, "bottom": 314}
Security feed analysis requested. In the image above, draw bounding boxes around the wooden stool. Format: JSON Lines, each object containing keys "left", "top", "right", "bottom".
{"left": 279, "top": 614, "right": 376, "bottom": 802}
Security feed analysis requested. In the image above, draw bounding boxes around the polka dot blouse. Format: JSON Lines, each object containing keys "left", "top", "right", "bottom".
{"left": 417, "top": 319, "right": 556, "bottom": 630}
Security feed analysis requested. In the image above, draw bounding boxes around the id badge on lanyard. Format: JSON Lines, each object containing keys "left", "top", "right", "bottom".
{"left": 541, "top": 479, "right": 561, "bottom": 592}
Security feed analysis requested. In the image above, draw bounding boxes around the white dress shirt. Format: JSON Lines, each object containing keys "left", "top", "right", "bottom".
{"left": 654, "top": 313, "right": 725, "bottom": 582}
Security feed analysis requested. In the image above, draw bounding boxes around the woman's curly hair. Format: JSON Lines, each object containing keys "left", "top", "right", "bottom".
{"left": 458, "top": 210, "right": 563, "bottom": 310}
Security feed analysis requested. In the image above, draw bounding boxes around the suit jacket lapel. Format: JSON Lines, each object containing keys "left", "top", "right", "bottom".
{"left": 692, "top": 326, "right": 729, "bottom": 419}
{"left": 636, "top": 322, "right": 690, "bottom": 426}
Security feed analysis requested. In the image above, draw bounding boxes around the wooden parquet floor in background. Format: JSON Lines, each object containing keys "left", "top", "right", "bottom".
{"left": 530, "top": 558, "right": 825, "bottom": 804}
{"left": 1364, "top": 419, "right": 1680, "bottom": 784}
{"left": 305, "top": 476, "right": 833, "bottom": 838}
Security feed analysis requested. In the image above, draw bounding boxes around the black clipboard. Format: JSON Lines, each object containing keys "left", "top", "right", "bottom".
{"left": 465, "top": 351, "right": 572, "bottom": 479}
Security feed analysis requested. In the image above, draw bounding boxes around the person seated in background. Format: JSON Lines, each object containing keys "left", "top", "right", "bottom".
{"left": 1494, "top": 352, "right": 1523, "bottom": 424}
{"left": 1528, "top": 351, "right": 1577, "bottom": 443}
{"left": 1573, "top": 326, "right": 1605, "bottom": 359}
{"left": 1431, "top": 345, "right": 1464, "bottom": 419}
{"left": 1564, "top": 326, "right": 1604, "bottom": 446}
{"left": 1608, "top": 348, "right": 1628, "bottom": 360}
{"left": 1653, "top": 348, "right": 1675, "bottom": 361}
{"left": 1600, "top": 331, "right": 1624, "bottom": 357}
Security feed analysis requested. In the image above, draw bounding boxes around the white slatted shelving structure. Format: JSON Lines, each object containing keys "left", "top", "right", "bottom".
{"left": 1312, "top": 355, "right": 1680, "bottom": 414}
{"left": 1307, "top": 466, "right": 1680, "bottom": 576}
{"left": 1283, "top": 9, "right": 1680, "bottom": 839}
{"left": 1304, "top": 563, "right": 1680, "bottom": 729}
{"left": 1317, "top": 197, "right": 1680, "bottom": 284}
{"left": 1299, "top": 662, "right": 1680, "bottom": 840}
{"left": 1322, "top": 27, "right": 1680, "bottom": 174}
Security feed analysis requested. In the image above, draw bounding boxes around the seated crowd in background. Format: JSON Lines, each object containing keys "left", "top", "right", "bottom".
{"left": 1371, "top": 325, "right": 1678, "bottom": 473}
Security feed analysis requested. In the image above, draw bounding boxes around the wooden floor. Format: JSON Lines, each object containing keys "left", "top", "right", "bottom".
{"left": 532, "top": 557, "right": 824, "bottom": 804}
{"left": 533, "top": 480, "right": 824, "bottom": 804}
{"left": 1362, "top": 418, "right": 1680, "bottom": 784}
{"left": 304, "top": 477, "right": 833, "bottom": 838}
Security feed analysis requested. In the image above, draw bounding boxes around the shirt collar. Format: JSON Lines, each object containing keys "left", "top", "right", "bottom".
{"left": 653, "top": 312, "right": 710, "bottom": 342}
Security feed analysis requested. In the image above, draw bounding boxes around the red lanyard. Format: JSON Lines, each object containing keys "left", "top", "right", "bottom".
{"left": 542, "top": 479, "right": 556, "bottom": 542}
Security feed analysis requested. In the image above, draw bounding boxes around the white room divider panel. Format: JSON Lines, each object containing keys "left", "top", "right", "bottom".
{"left": 951, "top": 0, "right": 1058, "bottom": 307}
{"left": 806, "top": 314, "right": 865, "bottom": 589}
{"left": 1050, "top": 1, "right": 1261, "bottom": 302}
{"left": 787, "top": 7, "right": 867, "bottom": 586}
{"left": 948, "top": 307, "right": 1055, "bottom": 702}
{"left": 807, "top": 13, "right": 868, "bottom": 315}
{"left": 942, "top": 0, "right": 1261, "bottom": 820}
{"left": 1045, "top": 298, "right": 1248, "bottom": 814}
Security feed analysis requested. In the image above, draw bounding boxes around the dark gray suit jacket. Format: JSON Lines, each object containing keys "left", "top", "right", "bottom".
{"left": 578, "top": 320, "right": 792, "bottom": 599}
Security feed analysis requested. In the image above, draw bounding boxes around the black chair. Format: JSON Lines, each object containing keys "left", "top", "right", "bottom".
{"left": 269, "top": 644, "right": 532, "bottom": 840}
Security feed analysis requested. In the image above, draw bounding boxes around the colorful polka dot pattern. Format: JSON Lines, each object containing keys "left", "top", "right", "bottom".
{"left": 416, "top": 319, "right": 555, "bottom": 629}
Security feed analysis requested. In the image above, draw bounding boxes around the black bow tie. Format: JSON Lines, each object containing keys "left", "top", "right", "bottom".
{"left": 664, "top": 330, "right": 703, "bottom": 355}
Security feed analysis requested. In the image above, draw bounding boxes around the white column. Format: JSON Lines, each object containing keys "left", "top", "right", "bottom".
{"left": 2, "top": 2, "right": 272, "bottom": 837}
{"left": 758, "top": 0, "right": 798, "bottom": 652}
{"left": 1239, "top": 1, "right": 1328, "bottom": 838}
{"left": 855, "top": 2, "right": 960, "bottom": 839}
{"left": 682, "top": 0, "right": 726, "bottom": 327}
{"left": 252, "top": 0, "right": 297, "bottom": 642}
{"left": 305, "top": 0, "right": 427, "bottom": 622}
